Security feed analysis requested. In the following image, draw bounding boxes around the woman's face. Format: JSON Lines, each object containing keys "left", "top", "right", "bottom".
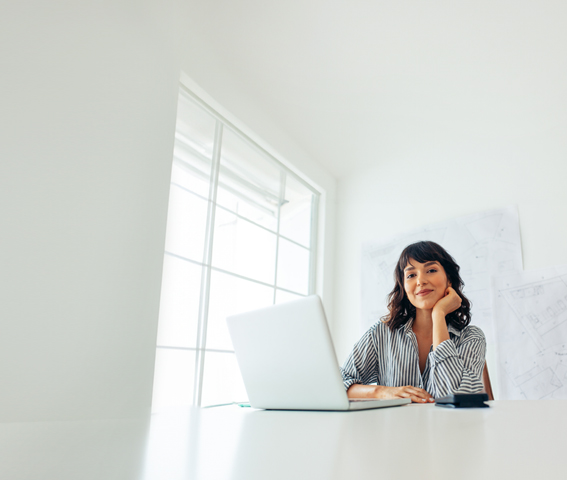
{"left": 403, "top": 258, "right": 449, "bottom": 311}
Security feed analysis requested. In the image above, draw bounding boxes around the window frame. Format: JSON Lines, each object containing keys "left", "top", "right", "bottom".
{"left": 153, "top": 84, "right": 321, "bottom": 408}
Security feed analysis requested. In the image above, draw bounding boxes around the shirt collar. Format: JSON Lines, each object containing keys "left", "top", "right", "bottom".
{"left": 447, "top": 323, "right": 462, "bottom": 337}
{"left": 403, "top": 319, "right": 415, "bottom": 336}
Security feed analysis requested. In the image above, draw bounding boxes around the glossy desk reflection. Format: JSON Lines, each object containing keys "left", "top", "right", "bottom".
{"left": 143, "top": 401, "right": 564, "bottom": 480}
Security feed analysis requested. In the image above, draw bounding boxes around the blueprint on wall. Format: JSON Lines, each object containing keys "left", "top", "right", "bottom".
{"left": 361, "top": 206, "right": 523, "bottom": 346}
{"left": 493, "top": 266, "right": 567, "bottom": 399}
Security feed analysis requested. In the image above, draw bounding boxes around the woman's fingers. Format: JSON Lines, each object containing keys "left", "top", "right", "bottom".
{"left": 411, "top": 395, "right": 429, "bottom": 403}
{"left": 401, "top": 392, "right": 429, "bottom": 403}
{"left": 404, "top": 389, "right": 425, "bottom": 400}
{"left": 405, "top": 386, "right": 431, "bottom": 398}
{"left": 398, "top": 386, "right": 435, "bottom": 403}
{"left": 434, "top": 287, "right": 462, "bottom": 315}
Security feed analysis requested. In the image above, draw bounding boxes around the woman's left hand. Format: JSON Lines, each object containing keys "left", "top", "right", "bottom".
{"left": 432, "top": 286, "right": 462, "bottom": 318}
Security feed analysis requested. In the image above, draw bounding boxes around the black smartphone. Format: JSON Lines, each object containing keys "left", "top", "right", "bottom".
{"left": 435, "top": 393, "right": 489, "bottom": 408}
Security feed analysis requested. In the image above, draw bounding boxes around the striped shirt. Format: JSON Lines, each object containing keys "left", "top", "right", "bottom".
{"left": 341, "top": 319, "right": 486, "bottom": 398}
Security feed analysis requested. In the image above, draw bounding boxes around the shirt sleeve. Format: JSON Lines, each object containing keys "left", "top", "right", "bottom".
{"left": 425, "top": 325, "right": 486, "bottom": 398}
{"left": 340, "top": 326, "right": 379, "bottom": 390}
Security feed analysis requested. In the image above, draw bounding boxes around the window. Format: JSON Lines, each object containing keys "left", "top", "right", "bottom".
{"left": 151, "top": 85, "right": 320, "bottom": 408}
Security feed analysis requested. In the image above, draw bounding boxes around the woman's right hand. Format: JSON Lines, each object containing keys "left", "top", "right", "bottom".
{"left": 377, "top": 385, "right": 435, "bottom": 403}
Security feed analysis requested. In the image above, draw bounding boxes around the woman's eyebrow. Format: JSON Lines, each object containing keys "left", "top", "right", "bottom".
{"left": 423, "top": 261, "right": 439, "bottom": 267}
{"left": 404, "top": 261, "right": 439, "bottom": 272}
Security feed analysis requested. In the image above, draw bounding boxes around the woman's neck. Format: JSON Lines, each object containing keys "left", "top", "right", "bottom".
{"left": 412, "top": 308, "right": 433, "bottom": 334}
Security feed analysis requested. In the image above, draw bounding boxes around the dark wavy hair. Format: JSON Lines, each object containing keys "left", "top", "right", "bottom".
{"left": 381, "top": 241, "right": 472, "bottom": 331}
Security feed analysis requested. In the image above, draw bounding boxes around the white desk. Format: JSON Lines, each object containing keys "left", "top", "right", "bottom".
{"left": 2, "top": 401, "right": 565, "bottom": 480}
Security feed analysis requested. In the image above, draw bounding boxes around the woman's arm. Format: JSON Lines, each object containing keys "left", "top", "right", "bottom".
{"left": 432, "top": 286, "right": 460, "bottom": 348}
{"left": 347, "top": 384, "right": 434, "bottom": 403}
{"left": 426, "top": 327, "right": 486, "bottom": 397}
{"left": 342, "top": 328, "right": 434, "bottom": 403}
{"left": 341, "top": 327, "right": 379, "bottom": 390}
{"left": 426, "top": 287, "right": 486, "bottom": 397}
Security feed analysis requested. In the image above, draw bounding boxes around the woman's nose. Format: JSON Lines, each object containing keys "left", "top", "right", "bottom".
{"left": 417, "top": 275, "right": 427, "bottom": 286}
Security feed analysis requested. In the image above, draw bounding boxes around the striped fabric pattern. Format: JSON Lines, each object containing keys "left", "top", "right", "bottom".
{"left": 341, "top": 319, "right": 486, "bottom": 398}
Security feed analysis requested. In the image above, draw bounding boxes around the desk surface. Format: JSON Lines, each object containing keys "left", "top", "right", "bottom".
{"left": 1, "top": 400, "right": 565, "bottom": 480}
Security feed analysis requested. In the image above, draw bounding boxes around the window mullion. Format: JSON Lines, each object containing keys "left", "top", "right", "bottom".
{"left": 193, "top": 121, "right": 223, "bottom": 407}
{"left": 272, "top": 171, "right": 286, "bottom": 304}
{"left": 308, "top": 193, "right": 319, "bottom": 295}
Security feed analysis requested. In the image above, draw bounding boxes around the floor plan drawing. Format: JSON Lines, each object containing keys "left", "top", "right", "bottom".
{"left": 361, "top": 207, "right": 523, "bottom": 347}
{"left": 493, "top": 266, "right": 567, "bottom": 399}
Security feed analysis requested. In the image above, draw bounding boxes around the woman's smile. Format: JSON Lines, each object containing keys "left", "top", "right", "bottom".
{"left": 416, "top": 289, "right": 433, "bottom": 296}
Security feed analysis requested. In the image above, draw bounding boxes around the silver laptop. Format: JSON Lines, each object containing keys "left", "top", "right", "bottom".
{"left": 226, "top": 295, "right": 410, "bottom": 411}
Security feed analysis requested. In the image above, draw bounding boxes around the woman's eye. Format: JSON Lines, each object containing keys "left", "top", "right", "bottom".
{"left": 406, "top": 273, "right": 415, "bottom": 279}
{"left": 427, "top": 269, "right": 437, "bottom": 273}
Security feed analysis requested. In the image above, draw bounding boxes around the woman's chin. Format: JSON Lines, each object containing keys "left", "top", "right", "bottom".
{"left": 415, "top": 301, "right": 437, "bottom": 311}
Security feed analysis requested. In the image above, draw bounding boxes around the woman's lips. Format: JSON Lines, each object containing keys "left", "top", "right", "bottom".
{"left": 416, "top": 290, "right": 433, "bottom": 296}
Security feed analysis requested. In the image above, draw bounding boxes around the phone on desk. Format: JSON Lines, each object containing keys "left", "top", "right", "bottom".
{"left": 435, "top": 393, "right": 489, "bottom": 408}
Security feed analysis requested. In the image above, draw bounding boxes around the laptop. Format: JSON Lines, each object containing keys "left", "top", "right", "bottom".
{"left": 226, "top": 295, "right": 410, "bottom": 411}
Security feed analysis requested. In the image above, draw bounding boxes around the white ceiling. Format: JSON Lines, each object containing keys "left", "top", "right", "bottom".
{"left": 186, "top": 1, "right": 567, "bottom": 178}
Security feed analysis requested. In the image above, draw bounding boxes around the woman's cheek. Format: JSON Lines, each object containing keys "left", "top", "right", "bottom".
{"left": 405, "top": 294, "right": 417, "bottom": 308}
{"left": 435, "top": 292, "right": 446, "bottom": 305}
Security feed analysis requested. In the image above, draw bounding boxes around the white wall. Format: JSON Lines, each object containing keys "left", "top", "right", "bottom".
{"left": 0, "top": 1, "right": 185, "bottom": 422}
{"left": 0, "top": 1, "right": 336, "bottom": 422}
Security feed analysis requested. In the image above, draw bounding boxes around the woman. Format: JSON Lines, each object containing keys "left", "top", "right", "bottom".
{"left": 342, "top": 241, "right": 486, "bottom": 403}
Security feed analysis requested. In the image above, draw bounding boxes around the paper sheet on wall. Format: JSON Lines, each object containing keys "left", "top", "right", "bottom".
{"left": 493, "top": 265, "right": 567, "bottom": 399}
{"left": 361, "top": 206, "right": 523, "bottom": 346}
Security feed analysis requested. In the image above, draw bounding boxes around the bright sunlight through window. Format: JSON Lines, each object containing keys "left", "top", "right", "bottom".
{"left": 151, "top": 86, "right": 321, "bottom": 409}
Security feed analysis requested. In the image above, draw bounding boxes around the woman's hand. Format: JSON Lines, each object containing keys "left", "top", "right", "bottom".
{"left": 376, "top": 385, "right": 435, "bottom": 404}
{"left": 347, "top": 384, "right": 434, "bottom": 403}
{"left": 432, "top": 286, "right": 462, "bottom": 318}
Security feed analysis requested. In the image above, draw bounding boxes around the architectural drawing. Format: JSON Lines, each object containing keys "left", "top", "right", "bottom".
{"left": 361, "top": 207, "right": 523, "bottom": 347}
{"left": 493, "top": 266, "right": 567, "bottom": 399}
